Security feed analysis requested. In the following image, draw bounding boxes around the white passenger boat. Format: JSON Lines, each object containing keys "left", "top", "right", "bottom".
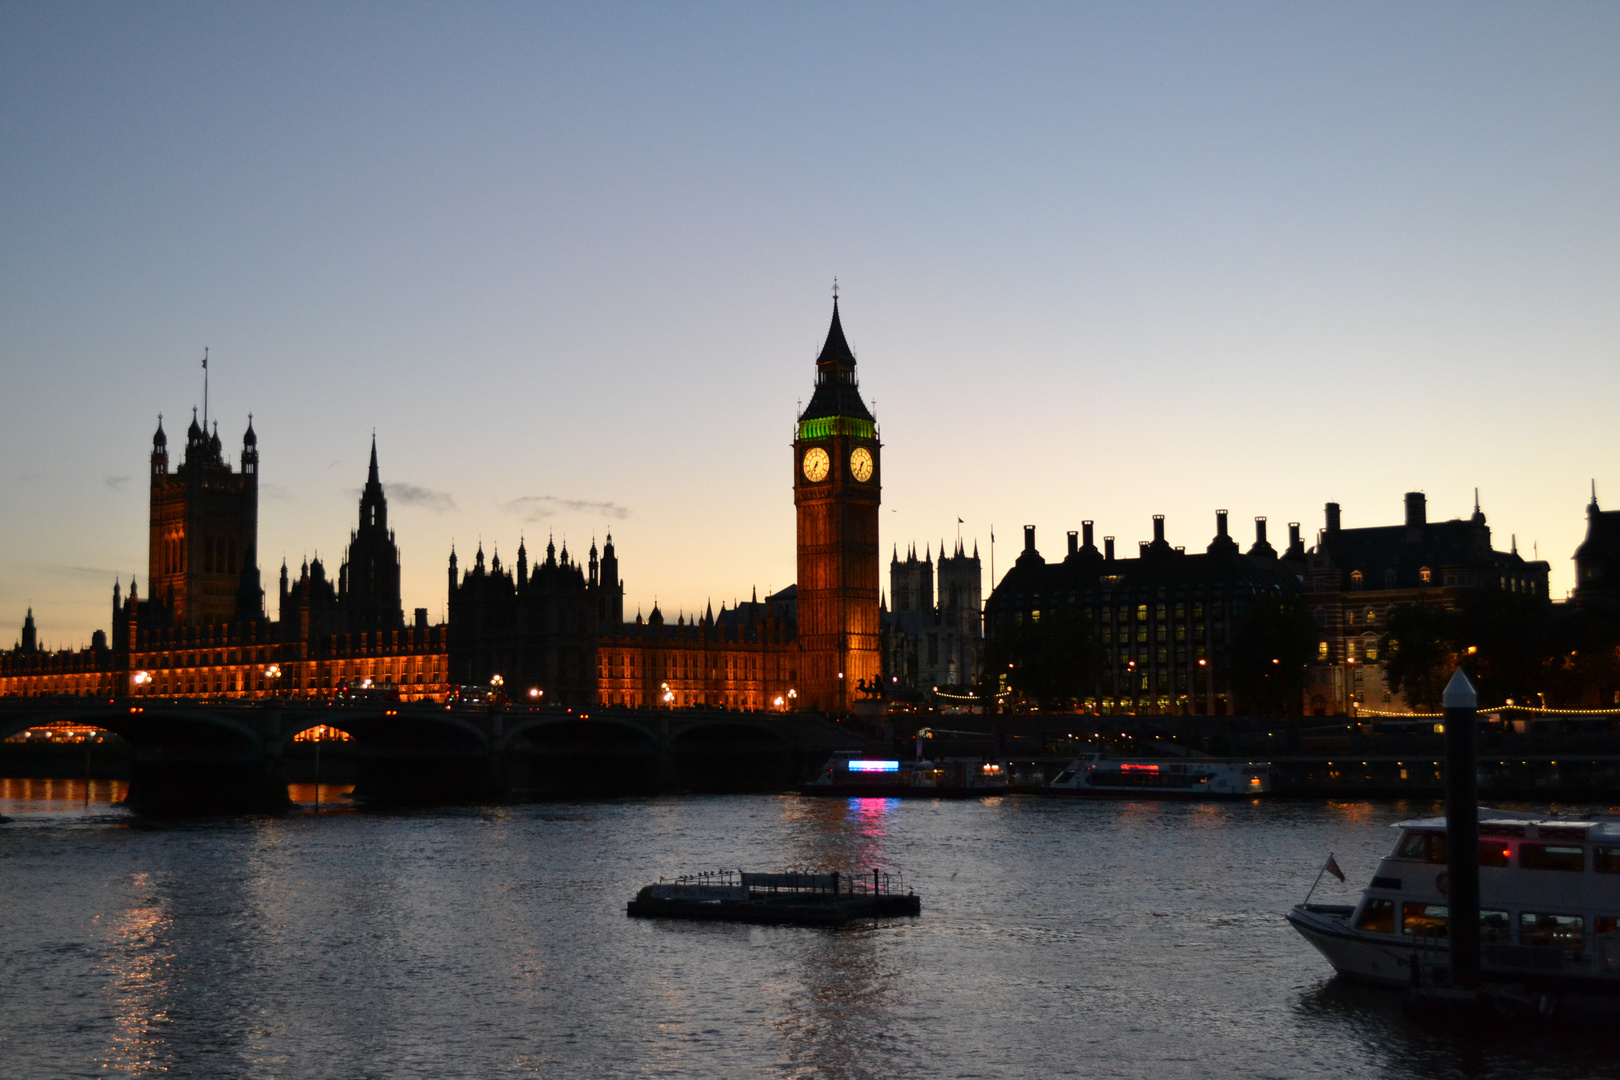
{"left": 1044, "top": 753, "right": 1268, "bottom": 799}
{"left": 1288, "top": 809, "right": 1620, "bottom": 1009}
{"left": 800, "top": 753, "right": 1008, "bottom": 798}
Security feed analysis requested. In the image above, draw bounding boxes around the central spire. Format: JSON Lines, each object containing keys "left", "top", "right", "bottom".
{"left": 815, "top": 293, "right": 857, "bottom": 379}
{"left": 799, "top": 293, "right": 873, "bottom": 425}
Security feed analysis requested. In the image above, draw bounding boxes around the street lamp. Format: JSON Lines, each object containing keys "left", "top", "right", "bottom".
{"left": 132, "top": 670, "right": 151, "bottom": 695}
{"left": 528, "top": 687, "right": 543, "bottom": 702}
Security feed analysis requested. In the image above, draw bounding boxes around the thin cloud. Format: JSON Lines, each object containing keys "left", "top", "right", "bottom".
{"left": 391, "top": 483, "right": 457, "bottom": 513}
{"left": 103, "top": 475, "right": 131, "bottom": 491}
{"left": 260, "top": 482, "right": 294, "bottom": 502}
{"left": 506, "top": 495, "right": 630, "bottom": 522}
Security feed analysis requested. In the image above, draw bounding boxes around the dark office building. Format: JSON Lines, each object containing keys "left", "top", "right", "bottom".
{"left": 985, "top": 513, "right": 1305, "bottom": 714}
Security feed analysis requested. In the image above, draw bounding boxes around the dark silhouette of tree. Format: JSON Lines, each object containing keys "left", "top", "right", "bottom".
{"left": 1229, "top": 595, "right": 1314, "bottom": 716}
{"left": 985, "top": 611, "right": 1103, "bottom": 710}
{"left": 1451, "top": 590, "right": 1553, "bottom": 706}
{"left": 1380, "top": 604, "right": 1457, "bottom": 711}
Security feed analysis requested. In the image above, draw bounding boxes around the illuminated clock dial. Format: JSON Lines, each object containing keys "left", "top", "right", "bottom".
{"left": 850, "top": 447, "right": 874, "bottom": 483}
{"left": 802, "top": 447, "right": 830, "bottom": 482}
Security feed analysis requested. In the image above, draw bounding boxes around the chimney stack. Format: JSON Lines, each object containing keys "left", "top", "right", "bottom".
{"left": 1254, "top": 516, "right": 1268, "bottom": 547}
{"left": 1153, "top": 515, "right": 1166, "bottom": 545}
{"left": 1216, "top": 510, "right": 1229, "bottom": 538}
{"left": 1082, "top": 520, "right": 1094, "bottom": 549}
{"left": 1405, "top": 492, "right": 1426, "bottom": 528}
{"left": 1105, "top": 537, "right": 1115, "bottom": 562}
{"left": 1289, "top": 522, "right": 1301, "bottom": 549}
{"left": 1067, "top": 531, "right": 1078, "bottom": 558}
{"left": 1023, "top": 524, "right": 1036, "bottom": 554}
{"left": 1325, "top": 502, "right": 1341, "bottom": 534}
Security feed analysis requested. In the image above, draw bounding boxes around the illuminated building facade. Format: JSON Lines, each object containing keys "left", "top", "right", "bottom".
{"left": 445, "top": 536, "right": 614, "bottom": 707}
{"left": 6, "top": 300, "right": 888, "bottom": 718}
{"left": 986, "top": 514, "right": 1306, "bottom": 715}
{"left": 792, "top": 298, "right": 882, "bottom": 712}
{"left": 596, "top": 593, "right": 798, "bottom": 709}
{"left": 147, "top": 411, "right": 260, "bottom": 627}
{"left": 2, "top": 419, "right": 449, "bottom": 702}
{"left": 884, "top": 540, "right": 983, "bottom": 692}
{"left": 1302, "top": 491, "right": 1550, "bottom": 715}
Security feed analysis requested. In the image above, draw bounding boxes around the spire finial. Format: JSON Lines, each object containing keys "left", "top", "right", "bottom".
{"left": 832, "top": 277, "right": 839, "bottom": 303}
{"left": 1474, "top": 487, "right": 1480, "bottom": 513}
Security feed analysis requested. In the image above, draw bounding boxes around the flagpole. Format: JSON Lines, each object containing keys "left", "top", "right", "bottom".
{"left": 1301, "top": 852, "right": 1337, "bottom": 906}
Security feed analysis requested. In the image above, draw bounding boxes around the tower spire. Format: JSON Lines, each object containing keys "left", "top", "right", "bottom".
{"left": 201, "top": 347, "right": 209, "bottom": 433}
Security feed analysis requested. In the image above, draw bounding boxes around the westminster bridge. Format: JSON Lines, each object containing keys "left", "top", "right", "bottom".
{"left": 0, "top": 699, "right": 872, "bottom": 813}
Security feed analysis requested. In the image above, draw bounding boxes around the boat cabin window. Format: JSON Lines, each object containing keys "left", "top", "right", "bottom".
{"left": 1478, "top": 842, "right": 1511, "bottom": 868}
{"left": 1520, "top": 844, "right": 1585, "bottom": 872}
{"left": 1480, "top": 822, "right": 1526, "bottom": 838}
{"left": 1355, "top": 898, "right": 1395, "bottom": 933}
{"left": 1521, "top": 913, "right": 1584, "bottom": 951}
{"left": 1396, "top": 830, "right": 1447, "bottom": 863}
{"left": 1598, "top": 916, "right": 1619, "bottom": 937}
{"left": 1481, "top": 910, "right": 1512, "bottom": 943}
{"left": 1595, "top": 846, "right": 1620, "bottom": 873}
{"left": 1402, "top": 902, "right": 1448, "bottom": 938}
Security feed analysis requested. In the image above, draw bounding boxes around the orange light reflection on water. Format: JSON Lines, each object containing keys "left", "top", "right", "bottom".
{"left": 0, "top": 776, "right": 128, "bottom": 811}
{"left": 286, "top": 783, "right": 356, "bottom": 810}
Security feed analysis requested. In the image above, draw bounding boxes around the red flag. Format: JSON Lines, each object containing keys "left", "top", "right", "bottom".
{"left": 1324, "top": 854, "right": 1345, "bottom": 882}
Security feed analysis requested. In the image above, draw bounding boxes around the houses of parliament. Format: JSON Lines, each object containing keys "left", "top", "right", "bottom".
{"left": 0, "top": 300, "right": 893, "bottom": 714}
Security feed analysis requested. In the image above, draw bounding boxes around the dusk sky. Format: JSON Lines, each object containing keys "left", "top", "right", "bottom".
{"left": 3, "top": 4, "right": 1616, "bottom": 647}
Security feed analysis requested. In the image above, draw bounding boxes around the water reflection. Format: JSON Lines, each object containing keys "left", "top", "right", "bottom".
{"left": 0, "top": 777, "right": 128, "bottom": 815}
{"left": 1294, "top": 976, "right": 1620, "bottom": 1080}
{"left": 285, "top": 782, "right": 356, "bottom": 810}
{"left": 96, "top": 871, "right": 175, "bottom": 1076}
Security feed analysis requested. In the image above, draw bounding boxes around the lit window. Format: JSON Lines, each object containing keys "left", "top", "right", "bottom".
{"left": 1419, "top": 567, "right": 1433, "bottom": 584}
{"left": 1355, "top": 899, "right": 1395, "bottom": 934}
{"left": 1521, "top": 912, "right": 1584, "bottom": 951}
{"left": 1402, "top": 902, "right": 1448, "bottom": 938}
{"left": 1318, "top": 642, "right": 1329, "bottom": 660}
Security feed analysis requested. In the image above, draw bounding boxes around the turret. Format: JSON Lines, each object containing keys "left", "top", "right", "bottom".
{"left": 241, "top": 415, "right": 258, "bottom": 477}
{"left": 20, "top": 608, "right": 37, "bottom": 653}
{"left": 151, "top": 416, "right": 168, "bottom": 478}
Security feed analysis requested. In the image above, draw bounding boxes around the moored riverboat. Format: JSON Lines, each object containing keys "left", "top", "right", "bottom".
{"left": 799, "top": 753, "right": 1008, "bottom": 798}
{"left": 627, "top": 869, "right": 921, "bottom": 925}
{"left": 1045, "top": 753, "right": 1268, "bottom": 798}
{"left": 1288, "top": 809, "right": 1620, "bottom": 1015}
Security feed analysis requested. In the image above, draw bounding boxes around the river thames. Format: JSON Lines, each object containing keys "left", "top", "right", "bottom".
{"left": 4, "top": 781, "right": 1619, "bottom": 1079}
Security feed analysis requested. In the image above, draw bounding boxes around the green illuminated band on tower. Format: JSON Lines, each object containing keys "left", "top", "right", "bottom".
{"left": 796, "top": 416, "right": 875, "bottom": 441}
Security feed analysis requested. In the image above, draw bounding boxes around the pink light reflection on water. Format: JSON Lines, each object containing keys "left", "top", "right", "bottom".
{"left": 844, "top": 796, "right": 900, "bottom": 880}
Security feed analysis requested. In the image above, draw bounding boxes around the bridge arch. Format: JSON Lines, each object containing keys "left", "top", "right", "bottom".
{"left": 501, "top": 714, "right": 660, "bottom": 798}
{"left": 668, "top": 720, "right": 792, "bottom": 793}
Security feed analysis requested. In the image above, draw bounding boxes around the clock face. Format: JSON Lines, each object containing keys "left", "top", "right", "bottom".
{"left": 850, "top": 447, "right": 874, "bottom": 483}
{"left": 802, "top": 447, "right": 830, "bottom": 482}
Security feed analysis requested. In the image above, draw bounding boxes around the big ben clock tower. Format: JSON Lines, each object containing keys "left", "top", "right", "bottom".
{"left": 794, "top": 293, "right": 881, "bottom": 713}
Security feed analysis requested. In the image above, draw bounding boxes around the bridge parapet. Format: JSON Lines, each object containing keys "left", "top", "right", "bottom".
{"left": 1, "top": 699, "right": 875, "bottom": 810}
